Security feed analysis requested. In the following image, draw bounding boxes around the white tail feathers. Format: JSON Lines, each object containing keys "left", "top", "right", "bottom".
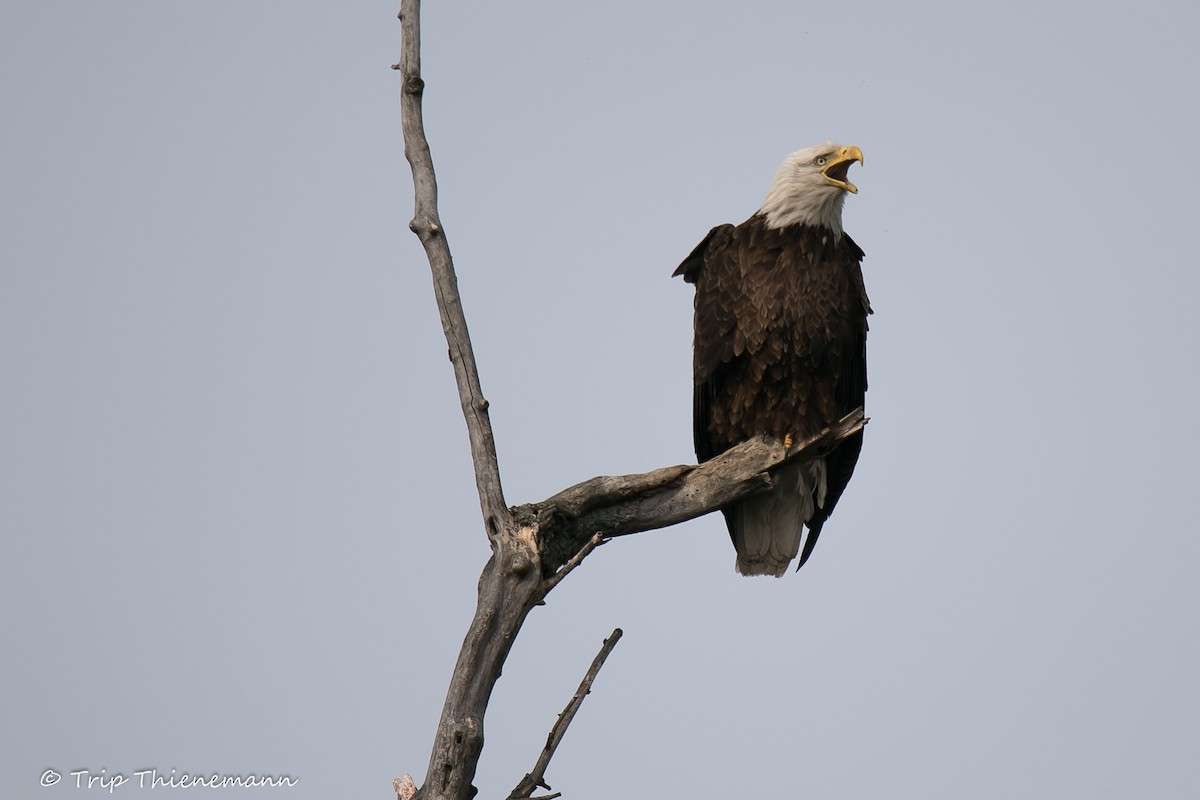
{"left": 732, "top": 459, "right": 826, "bottom": 577}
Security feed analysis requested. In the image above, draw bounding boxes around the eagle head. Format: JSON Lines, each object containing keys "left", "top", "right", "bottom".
{"left": 760, "top": 142, "right": 864, "bottom": 235}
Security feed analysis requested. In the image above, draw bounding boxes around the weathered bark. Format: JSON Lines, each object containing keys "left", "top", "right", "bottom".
{"left": 394, "top": 5, "right": 867, "bottom": 799}
{"left": 419, "top": 540, "right": 543, "bottom": 800}
{"left": 532, "top": 409, "right": 867, "bottom": 574}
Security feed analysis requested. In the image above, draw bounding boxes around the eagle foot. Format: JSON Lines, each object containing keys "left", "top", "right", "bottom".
{"left": 783, "top": 433, "right": 793, "bottom": 449}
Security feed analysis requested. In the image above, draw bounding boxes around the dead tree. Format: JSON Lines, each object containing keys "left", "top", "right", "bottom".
{"left": 392, "top": 4, "right": 866, "bottom": 799}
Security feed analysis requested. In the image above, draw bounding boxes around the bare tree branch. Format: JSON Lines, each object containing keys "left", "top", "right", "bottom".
{"left": 533, "top": 408, "right": 867, "bottom": 573}
{"left": 395, "top": 0, "right": 507, "bottom": 535}
{"left": 402, "top": 409, "right": 859, "bottom": 800}
{"left": 396, "top": 6, "right": 543, "bottom": 800}
{"left": 507, "top": 629, "right": 624, "bottom": 800}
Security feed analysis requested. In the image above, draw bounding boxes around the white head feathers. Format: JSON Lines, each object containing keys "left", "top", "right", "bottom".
{"left": 760, "top": 141, "right": 863, "bottom": 236}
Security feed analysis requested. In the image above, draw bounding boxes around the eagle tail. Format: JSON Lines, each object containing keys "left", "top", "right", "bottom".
{"left": 730, "top": 460, "right": 826, "bottom": 577}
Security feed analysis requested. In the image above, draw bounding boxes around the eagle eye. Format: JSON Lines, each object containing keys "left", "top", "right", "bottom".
{"left": 814, "top": 156, "right": 827, "bottom": 166}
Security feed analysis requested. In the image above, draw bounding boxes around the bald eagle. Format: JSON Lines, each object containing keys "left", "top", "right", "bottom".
{"left": 674, "top": 143, "right": 870, "bottom": 577}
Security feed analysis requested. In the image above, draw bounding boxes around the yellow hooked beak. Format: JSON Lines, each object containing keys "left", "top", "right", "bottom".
{"left": 822, "top": 145, "right": 864, "bottom": 194}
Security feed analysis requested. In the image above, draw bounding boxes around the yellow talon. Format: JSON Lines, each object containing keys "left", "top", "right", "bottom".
{"left": 783, "top": 433, "right": 793, "bottom": 449}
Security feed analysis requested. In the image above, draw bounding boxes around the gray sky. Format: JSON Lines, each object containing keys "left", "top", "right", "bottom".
{"left": 4, "top": 2, "right": 1199, "bottom": 798}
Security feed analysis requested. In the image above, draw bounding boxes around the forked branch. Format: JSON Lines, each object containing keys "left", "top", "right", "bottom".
{"left": 395, "top": 4, "right": 867, "bottom": 799}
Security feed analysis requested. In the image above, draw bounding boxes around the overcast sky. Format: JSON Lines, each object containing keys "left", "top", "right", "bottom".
{"left": 4, "top": 2, "right": 1199, "bottom": 798}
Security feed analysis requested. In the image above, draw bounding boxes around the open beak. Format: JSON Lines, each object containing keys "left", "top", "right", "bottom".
{"left": 822, "top": 145, "right": 864, "bottom": 194}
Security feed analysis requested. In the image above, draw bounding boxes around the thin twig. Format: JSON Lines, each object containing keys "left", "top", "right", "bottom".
{"left": 542, "top": 532, "right": 606, "bottom": 595}
{"left": 396, "top": 0, "right": 508, "bottom": 537}
{"left": 508, "top": 629, "right": 625, "bottom": 800}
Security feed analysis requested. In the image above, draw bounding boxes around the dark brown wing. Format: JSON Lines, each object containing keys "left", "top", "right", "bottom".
{"left": 796, "top": 232, "right": 870, "bottom": 568}
{"left": 673, "top": 223, "right": 738, "bottom": 463}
